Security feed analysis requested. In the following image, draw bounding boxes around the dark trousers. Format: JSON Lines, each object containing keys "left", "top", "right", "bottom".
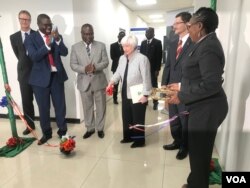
{"left": 32, "top": 73, "right": 67, "bottom": 137}
{"left": 121, "top": 98, "right": 147, "bottom": 143}
{"left": 151, "top": 71, "right": 158, "bottom": 105}
{"left": 19, "top": 80, "right": 35, "bottom": 129}
{"left": 186, "top": 97, "right": 228, "bottom": 188}
{"left": 169, "top": 103, "right": 188, "bottom": 148}
{"left": 113, "top": 82, "right": 119, "bottom": 102}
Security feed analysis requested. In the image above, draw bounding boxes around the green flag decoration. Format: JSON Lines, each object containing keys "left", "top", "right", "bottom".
{"left": 211, "top": 0, "right": 217, "bottom": 11}
{"left": 0, "top": 37, "right": 35, "bottom": 157}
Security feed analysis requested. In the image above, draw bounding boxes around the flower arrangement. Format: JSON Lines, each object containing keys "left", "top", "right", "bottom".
{"left": 6, "top": 137, "right": 23, "bottom": 147}
{"left": 60, "top": 135, "right": 76, "bottom": 155}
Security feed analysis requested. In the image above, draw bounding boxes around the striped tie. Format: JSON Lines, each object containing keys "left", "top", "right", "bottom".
{"left": 176, "top": 39, "right": 182, "bottom": 59}
{"left": 86, "top": 44, "right": 90, "bottom": 57}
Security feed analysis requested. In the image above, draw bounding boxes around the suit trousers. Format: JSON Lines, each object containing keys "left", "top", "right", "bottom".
{"left": 186, "top": 97, "right": 228, "bottom": 188}
{"left": 19, "top": 80, "right": 35, "bottom": 129}
{"left": 121, "top": 98, "right": 147, "bottom": 143}
{"left": 151, "top": 71, "right": 158, "bottom": 105}
{"left": 80, "top": 84, "right": 106, "bottom": 132}
{"left": 169, "top": 103, "right": 188, "bottom": 148}
{"left": 32, "top": 72, "right": 67, "bottom": 137}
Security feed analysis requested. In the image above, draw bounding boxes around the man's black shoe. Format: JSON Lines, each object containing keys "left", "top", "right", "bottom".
{"left": 176, "top": 148, "right": 188, "bottom": 160}
{"left": 57, "top": 130, "right": 67, "bottom": 139}
{"left": 113, "top": 100, "right": 118, "bottom": 104}
{"left": 163, "top": 142, "right": 180, "bottom": 150}
{"left": 120, "top": 139, "right": 133, "bottom": 143}
{"left": 83, "top": 130, "right": 95, "bottom": 139}
{"left": 23, "top": 128, "right": 35, "bottom": 135}
{"left": 130, "top": 142, "right": 145, "bottom": 148}
{"left": 38, "top": 135, "right": 52, "bottom": 145}
{"left": 98, "top": 131, "right": 105, "bottom": 138}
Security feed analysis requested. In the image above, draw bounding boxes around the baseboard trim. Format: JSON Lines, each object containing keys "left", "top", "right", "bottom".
{"left": 0, "top": 114, "right": 81, "bottom": 124}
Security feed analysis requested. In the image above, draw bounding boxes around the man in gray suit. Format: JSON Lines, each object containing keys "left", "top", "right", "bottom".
{"left": 70, "top": 24, "right": 109, "bottom": 139}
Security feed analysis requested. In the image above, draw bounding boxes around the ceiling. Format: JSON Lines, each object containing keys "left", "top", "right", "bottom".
{"left": 119, "top": 0, "right": 194, "bottom": 27}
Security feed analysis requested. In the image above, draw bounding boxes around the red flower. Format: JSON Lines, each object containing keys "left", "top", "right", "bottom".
{"left": 60, "top": 136, "right": 76, "bottom": 155}
{"left": 6, "top": 137, "right": 23, "bottom": 147}
{"left": 210, "top": 160, "right": 215, "bottom": 171}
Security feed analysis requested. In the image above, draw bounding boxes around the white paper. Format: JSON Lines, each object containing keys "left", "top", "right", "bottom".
{"left": 130, "top": 84, "right": 143, "bottom": 104}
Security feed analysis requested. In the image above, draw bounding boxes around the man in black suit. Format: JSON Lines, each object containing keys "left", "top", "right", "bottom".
{"left": 24, "top": 14, "right": 68, "bottom": 145}
{"left": 110, "top": 31, "right": 125, "bottom": 104}
{"left": 161, "top": 12, "right": 193, "bottom": 160}
{"left": 10, "top": 10, "right": 35, "bottom": 135}
{"left": 140, "top": 27, "right": 162, "bottom": 110}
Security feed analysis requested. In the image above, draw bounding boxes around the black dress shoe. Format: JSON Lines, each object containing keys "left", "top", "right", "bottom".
{"left": 163, "top": 142, "right": 180, "bottom": 150}
{"left": 57, "top": 130, "right": 67, "bottom": 138}
{"left": 38, "top": 135, "right": 52, "bottom": 145}
{"left": 98, "top": 131, "right": 105, "bottom": 138}
{"left": 120, "top": 139, "right": 133, "bottom": 143}
{"left": 130, "top": 142, "right": 145, "bottom": 148}
{"left": 113, "top": 100, "right": 118, "bottom": 104}
{"left": 83, "top": 130, "right": 95, "bottom": 139}
{"left": 176, "top": 148, "right": 188, "bottom": 160}
{"left": 23, "top": 128, "right": 35, "bottom": 135}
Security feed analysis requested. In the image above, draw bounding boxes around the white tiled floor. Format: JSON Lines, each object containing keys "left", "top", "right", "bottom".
{"left": 0, "top": 100, "right": 221, "bottom": 188}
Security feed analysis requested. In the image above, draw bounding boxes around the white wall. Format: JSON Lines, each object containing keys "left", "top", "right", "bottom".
{"left": 215, "top": 0, "right": 250, "bottom": 171}
{"left": 0, "top": 0, "right": 146, "bottom": 121}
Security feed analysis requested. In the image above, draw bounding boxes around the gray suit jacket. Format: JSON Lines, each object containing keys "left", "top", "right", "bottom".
{"left": 70, "top": 40, "right": 109, "bottom": 92}
{"left": 178, "top": 33, "right": 226, "bottom": 104}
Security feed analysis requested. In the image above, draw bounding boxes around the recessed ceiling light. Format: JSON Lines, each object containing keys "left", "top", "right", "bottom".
{"left": 149, "top": 14, "right": 163, "bottom": 19}
{"left": 136, "top": 0, "right": 157, "bottom": 6}
{"left": 152, "top": 19, "right": 165, "bottom": 23}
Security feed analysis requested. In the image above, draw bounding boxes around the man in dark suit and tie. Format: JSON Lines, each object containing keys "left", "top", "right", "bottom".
{"left": 161, "top": 12, "right": 193, "bottom": 160}
{"left": 10, "top": 10, "right": 36, "bottom": 135}
{"left": 24, "top": 14, "right": 68, "bottom": 145}
{"left": 110, "top": 31, "right": 125, "bottom": 104}
{"left": 140, "top": 27, "right": 162, "bottom": 110}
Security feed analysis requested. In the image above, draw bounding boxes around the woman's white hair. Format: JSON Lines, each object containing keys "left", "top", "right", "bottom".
{"left": 121, "top": 34, "right": 138, "bottom": 49}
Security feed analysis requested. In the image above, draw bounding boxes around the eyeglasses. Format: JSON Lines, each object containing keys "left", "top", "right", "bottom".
{"left": 173, "top": 21, "right": 185, "bottom": 26}
{"left": 19, "top": 18, "right": 31, "bottom": 22}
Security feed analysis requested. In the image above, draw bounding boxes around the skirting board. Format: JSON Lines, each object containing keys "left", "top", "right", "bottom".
{"left": 0, "top": 114, "right": 81, "bottom": 124}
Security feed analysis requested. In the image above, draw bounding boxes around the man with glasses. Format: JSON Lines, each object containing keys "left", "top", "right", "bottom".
{"left": 161, "top": 12, "right": 193, "bottom": 160}
{"left": 10, "top": 10, "right": 36, "bottom": 135}
{"left": 24, "top": 14, "right": 68, "bottom": 145}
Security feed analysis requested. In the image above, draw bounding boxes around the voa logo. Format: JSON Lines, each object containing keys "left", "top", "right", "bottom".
{"left": 226, "top": 176, "right": 247, "bottom": 184}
